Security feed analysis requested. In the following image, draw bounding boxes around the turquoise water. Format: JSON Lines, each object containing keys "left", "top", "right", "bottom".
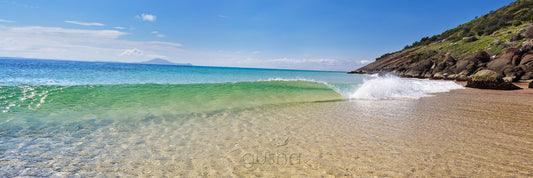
{"left": 1, "top": 58, "right": 363, "bottom": 116}
{"left": 0, "top": 58, "right": 361, "bottom": 86}
{"left": 0, "top": 58, "right": 464, "bottom": 176}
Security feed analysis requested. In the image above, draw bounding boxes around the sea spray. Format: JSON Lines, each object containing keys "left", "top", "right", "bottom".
{"left": 348, "top": 74, "right": 464, "bottom": 99}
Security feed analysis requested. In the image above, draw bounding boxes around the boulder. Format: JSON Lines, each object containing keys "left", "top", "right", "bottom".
{"left": 474, "top": 51, "right": 491, "bottom": 63}
{"left": 502, "top": 66, "right": 525, "bottom": 82}
{"left": 456, "top": 70, "right": 470, "bottom": 81}
{"left": 530, "top": 81, "right": 533, "bottom": 88}
{"left": 455, "top": 75, "right": 469, "bottom": 81}
{"left": 493, "top": 40, "right": 501, "bottom": 46}
{"left": 520, "top": 53, "right": 533, "bottom": 72}
{"left": 450, "top": 58, "right": 478, "bottom": 75}
{"left": 512, "top": 55, "right": 522, "bottom": 66}
{"left": 520, "top": 40, "right": 533, "bottom": 52}
{"left": 488, "top": 48, "right": 518, "bottom": 72}
{"left": 466, "top": 70, "right": 521, "bottom": 90}
{"left": 502, "top": 41, "right": 518, "bottom": 48}
{"left": 404, "top": 59, "right": 433, "bottom": 78}
{"left": 521, "top": 72, "right": 533, "bottom": 80}
{"left": 431, "top": 72, "right": 445, "bottom": 79}
{"left": 431, "top": 55, "right": 455, "bottom": 75}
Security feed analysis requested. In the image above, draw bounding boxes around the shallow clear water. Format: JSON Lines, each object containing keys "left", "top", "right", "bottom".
{"left": 0, "top": 58, "right": 476, "bottom": 176}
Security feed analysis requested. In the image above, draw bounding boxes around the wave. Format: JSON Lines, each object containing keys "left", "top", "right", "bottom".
{"left": 347, "top": 74, "right": 464, "bottom": 100}
{"left": 0, "top": 81, "right": 344, "bottom": 118}
{"left": 1, "top": 76, "right": 464, "bottom": 119}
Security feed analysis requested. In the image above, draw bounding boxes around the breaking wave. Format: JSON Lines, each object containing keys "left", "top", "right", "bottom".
{"left": 347, "top": 75, "right": 464, "bottom": 100}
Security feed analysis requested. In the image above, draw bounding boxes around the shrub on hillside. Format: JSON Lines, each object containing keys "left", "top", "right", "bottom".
{"left": 464, "top": 36, "right": 479, "bottom": 43}
{"left": 476, "top": 30, "right": 485, "bottom": 36}
{"left": 512, "top": 20, "right": 523, "bottom": 26}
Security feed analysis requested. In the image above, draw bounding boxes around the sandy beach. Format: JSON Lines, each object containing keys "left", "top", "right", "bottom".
{"left": 4, "top": 0, "right": 533, "bottom": 176}
{"left": 9, "top": 84, "right": 528, "bottom": 177}
{"left": 220, "top": 86, "right": 533, "bottom": 177}
{"left": 1, "top": 64, "right": 532, "bottom": 177}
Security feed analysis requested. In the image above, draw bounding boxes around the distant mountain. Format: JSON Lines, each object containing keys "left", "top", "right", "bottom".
{"left": 140, "top": 58, "right": 192, "bottom": 66}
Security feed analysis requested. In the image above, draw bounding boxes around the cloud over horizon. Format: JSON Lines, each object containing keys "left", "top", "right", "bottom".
{"left": 0, "top": 25, "right": 356, "bottom": 71}
{"left": 0, "top": 25, "right": 180, "bottom": 63}
{"left": 120, "top": 48, "right": 144, "bottom": 56}
{"left": 65, "top": 20, "right": 105, "bottom": 26}
{"left": 0, "top": 19, "right": 14, "bottom": 23}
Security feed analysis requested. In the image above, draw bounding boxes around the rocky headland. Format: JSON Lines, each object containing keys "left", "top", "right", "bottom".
{"left": 350, "top": 0, "right": 533, "bottom": 90}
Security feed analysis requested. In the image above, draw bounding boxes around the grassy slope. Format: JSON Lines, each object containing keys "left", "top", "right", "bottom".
{"left": 412, "top": 23, "right": 527, "bottom": 61}
{"left": 372, "top": 0, "right": 533, "bottom": 63}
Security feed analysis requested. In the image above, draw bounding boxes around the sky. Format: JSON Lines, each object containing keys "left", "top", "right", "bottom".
{"left": 0, "top": 0, "right": 517, "bottom": 71}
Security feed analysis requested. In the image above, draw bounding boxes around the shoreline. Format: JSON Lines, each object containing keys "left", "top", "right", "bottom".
{"left": 452, "top": 79, "right": 531, "bottom": 89}
{"left": 368, "top": 73, "right": 533, "bottom": 90}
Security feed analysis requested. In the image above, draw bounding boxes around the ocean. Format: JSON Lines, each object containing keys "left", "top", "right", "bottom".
{"left": 9, "top": 58, "right": 524, "bottom": 176}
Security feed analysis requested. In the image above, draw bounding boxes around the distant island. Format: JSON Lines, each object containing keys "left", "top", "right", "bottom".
{"left": 350, "top": 0, "right": 533, "bottom": 89}
{"left": 140, "top": 58, "right": 192, "bottom": 66}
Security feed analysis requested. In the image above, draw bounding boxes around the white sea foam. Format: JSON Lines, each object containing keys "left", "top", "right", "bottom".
{"left": 258, "top": 76, "right": 464, "bottom": 100}
{"left": 2, "top": 78, "right": 78, "bottom": 86}
{"left": 348, "top": 75, "right": 464, "bottom": 100}
{"left": 264, "top": 77, "right": 317, "bottom": 82}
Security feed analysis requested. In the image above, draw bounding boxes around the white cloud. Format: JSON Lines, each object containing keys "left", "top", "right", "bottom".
{"left": 218, "top": 15, "right": 227, "bottom": 18}
{"left": 114, "top": 27, "right": 125, "bottom": 30}
{"left": 136, "top": 14, "right": 156, "bottom": 22}
{"left": 7, "top": 26, "right": 126, "bottom": 39}
{"left": 147, "top": 41, "right": 182, "bottom": 47}
{"left": 267, "top": 58, "right": 337, "bottom": 64}
{"left": 251, "top": 51, "right": 261, "bottom": 54}
{"left": 151, "top": 31, "right": 165, "bottom": 38}
{"left": 120, "top": 48, "right": 143, "bottom": 56}
{"left": 0, "top": 25, "right": 182, "bottom": 63}
{"left": 0, "top": 19, "right": 14, "bottom": 23}
{"left": 359, "top": 60, "right": 371, "bottom": 64}
{"left": 226, "top": 57, "right": 355, "bottom": 71}
{"left": 0, "top": 25, "right": 356, "bottom": 71}
{"left": 65, "top": 20, "right": 105, "bottom": 26}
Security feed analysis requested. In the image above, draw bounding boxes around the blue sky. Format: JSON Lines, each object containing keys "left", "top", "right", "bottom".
{"left": 0, "top": 0, "right": 516, "bottom": 71}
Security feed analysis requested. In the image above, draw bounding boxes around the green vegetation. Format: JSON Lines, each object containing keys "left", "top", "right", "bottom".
{"left": 375, "top": 0, "right": 533, "bottom": 61}
{"left": 410, "top": 50, "right": 438, "bottom": 62}
{"left": 402, "top": 0, "right": 533, "bottom": 50}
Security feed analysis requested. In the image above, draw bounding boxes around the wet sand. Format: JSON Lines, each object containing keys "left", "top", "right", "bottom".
{"left": 220, "top": 87, "right": 533, "bottom": 177}
{"left": 2, "top": 87, "right": 533, "bottom": 177}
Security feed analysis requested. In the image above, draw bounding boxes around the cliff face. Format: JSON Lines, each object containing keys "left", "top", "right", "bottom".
{"left": 350, "top": 0, "right": 533, "bottom": 82}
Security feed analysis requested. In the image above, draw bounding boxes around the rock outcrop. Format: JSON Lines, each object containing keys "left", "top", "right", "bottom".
{"left": 350, "top": 43, "right": 533, "bottom": 83}
{"left": 530, "top": 81, "right": 533, "bottom": 88}
{"left": 349, "top": 1, "right": 533, "bottom": 89}
{"left": 465, "top": 70, "right": 521, "bottom": 90}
